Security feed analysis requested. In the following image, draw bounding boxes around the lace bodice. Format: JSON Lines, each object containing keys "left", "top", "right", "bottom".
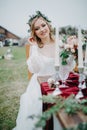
{"left": 27, "top": 44, "right": 56, "bottom": 76}
{"left": 38, "top": 44, "right": 55, "bottom": 58}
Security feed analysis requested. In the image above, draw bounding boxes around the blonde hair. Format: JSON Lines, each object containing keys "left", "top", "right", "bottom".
{"left": 29, "top": 16, "right": 55, "bottom": 48}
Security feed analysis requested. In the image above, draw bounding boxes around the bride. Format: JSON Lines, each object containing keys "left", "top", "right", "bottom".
{"left": 13, "top": 11, "right": 63, "bottom": 130}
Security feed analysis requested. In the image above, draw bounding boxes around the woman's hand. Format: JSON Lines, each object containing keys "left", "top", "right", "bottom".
{"left": 28, "top": 37, "right": 37, "bottom": 45}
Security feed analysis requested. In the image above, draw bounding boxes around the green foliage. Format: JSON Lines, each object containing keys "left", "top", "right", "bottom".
{"left": 27, "top": 10, "right": 51, "bottom": 27}
{"left": 64, "top": 97, "right": 80, "bottom": 115}
{"left": 35, "top": 95, "right": 87, "bottom": 130}
{"left": 59, "top": 26, "right": 78, "bottom": 36}
{"left": 60, "top": 49, "right": 71, "bottom": 65}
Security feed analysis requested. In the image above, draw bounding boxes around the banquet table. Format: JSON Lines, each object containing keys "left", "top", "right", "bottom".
{"left": 37, "top": 72, "right": 87, "bottom": 130}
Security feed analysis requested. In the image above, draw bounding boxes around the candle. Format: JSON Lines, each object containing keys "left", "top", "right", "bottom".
{"left": 78, "top": 26, "right": 83, "bottom": 68}
{"left": 85, "top": 44, "right": 87, "bottom": 64}
{"left": 54, "top": 27, "right": 60, "bottom": 69}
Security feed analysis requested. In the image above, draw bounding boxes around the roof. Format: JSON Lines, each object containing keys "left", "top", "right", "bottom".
{"left": 0, "top": 26, "right": 21, "bottom": 39}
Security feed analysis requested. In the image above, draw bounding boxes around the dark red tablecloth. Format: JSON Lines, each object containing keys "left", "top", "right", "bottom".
{"left": 40, "top": 72, "right": 87, "bottom": 98}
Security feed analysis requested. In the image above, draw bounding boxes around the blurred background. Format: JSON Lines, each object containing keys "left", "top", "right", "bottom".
{"left": 0, "top": 0, "right": 87, "bottom": 130}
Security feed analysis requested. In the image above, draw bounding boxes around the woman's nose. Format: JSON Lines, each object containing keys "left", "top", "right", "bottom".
{"left": 40, "top": 27, "right": 44, "bottom": 32}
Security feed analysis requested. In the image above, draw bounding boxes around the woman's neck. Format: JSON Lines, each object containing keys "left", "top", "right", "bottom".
{"left": 41, "top": 37, "right": 51, "bottom": 45}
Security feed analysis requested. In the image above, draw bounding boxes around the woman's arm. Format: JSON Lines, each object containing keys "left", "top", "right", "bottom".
{"left": 26, "top": 38, "right": 43, "bottom": 73}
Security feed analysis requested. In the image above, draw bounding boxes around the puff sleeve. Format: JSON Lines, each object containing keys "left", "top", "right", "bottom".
{"left": 26, "top": 45, "right": 43, "bottom": 73}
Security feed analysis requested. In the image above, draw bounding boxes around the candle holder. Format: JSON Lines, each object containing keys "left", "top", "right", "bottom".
{"left": 55, "top": 65, "right": 60, "bottom": 71}
{"left": 75, "top": 66, "right": 84, "bottom": 99}
{"left": 85, "top": 75, "right": 87, "bottom": 87}
{"left": 54, "top": 65, "right": 60, "bottom": 81}
{"left": 84, "top": 62, "right": 87, "bottom": 67}
{"left": 78, "top": 66, "right": 84, "bottom": 73}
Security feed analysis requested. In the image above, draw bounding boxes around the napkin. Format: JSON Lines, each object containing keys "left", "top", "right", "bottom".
{"left": 66, "top": 72, "right": 79, "bottom": 87}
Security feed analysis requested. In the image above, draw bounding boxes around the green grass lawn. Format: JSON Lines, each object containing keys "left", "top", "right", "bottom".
{"left": 0, "top": 46, "right": 29, "bottom": 130}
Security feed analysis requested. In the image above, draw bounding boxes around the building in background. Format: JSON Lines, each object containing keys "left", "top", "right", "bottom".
{"left": 0, "top": 26, "right": 21, "bottom": 46}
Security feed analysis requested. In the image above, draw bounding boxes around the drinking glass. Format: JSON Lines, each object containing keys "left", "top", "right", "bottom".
{"left": 52, "top": 67, "right": 62, "bottom": 96}
{"left": 52, "top": 77, "right": 62, "bottom": 96}
{"left": 59, "top": 65, "right": 70, "bottom": 87}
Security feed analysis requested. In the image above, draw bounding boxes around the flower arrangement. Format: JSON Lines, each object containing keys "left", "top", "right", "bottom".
{"left": 60, "top": 35, "right": 78, "bottom": 73}
{"left": 60, "top": 43, "right": 78, "bottom": 65}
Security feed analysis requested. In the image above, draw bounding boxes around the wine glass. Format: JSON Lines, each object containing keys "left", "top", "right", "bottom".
{"left": 52, "top": 66, "right": 62, "bottom": 96}
{"left": 59, "top": 65, "right": 70, "bottom": 88}
{"left": 52, "top": 81, "right": 62, "bottom": 96}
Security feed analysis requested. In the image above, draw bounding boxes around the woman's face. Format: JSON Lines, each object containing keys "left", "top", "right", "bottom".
{"left": 34, "top": 17, "right": 50, "bottom": 39}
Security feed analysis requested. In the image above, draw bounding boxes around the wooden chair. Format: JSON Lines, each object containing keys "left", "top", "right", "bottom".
{"left": 25, "top": 43, "right": 33, "bottom": 80}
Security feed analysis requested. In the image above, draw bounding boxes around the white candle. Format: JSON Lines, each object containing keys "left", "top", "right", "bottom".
{"left": 85, "top": 44, "right": 87, "bottom": 64}
{"left": 54, "top": 27, "right": 60, "bottom": 69}
{"left": 78, "top": 26, "right": 83, "bottom": 68}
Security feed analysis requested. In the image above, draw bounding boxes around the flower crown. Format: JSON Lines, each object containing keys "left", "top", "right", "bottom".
{"left": 27, "top": 11, "right": 51, "bottom": 27}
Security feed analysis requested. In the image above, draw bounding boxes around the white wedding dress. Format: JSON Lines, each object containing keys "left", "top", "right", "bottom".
{"left": 13, "top": 43, "right": 64, "bottom": 130}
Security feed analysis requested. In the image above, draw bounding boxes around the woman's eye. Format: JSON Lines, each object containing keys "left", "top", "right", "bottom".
{"left": 34, "top": 24, "right": 46, "bottom": 31}
{"left": 42, "top": 24, "right": 46, "bottom": 27}
{"left": 35, "top": 27, "right": 39, "bottom": 31}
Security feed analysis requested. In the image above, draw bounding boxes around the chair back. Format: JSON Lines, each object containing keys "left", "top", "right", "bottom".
{"left": 25, "top": 44, "right": 33, "bottom": 80}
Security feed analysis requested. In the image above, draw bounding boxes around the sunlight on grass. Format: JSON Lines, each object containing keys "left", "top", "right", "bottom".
{"left": 0, "top": 46, "right": 29, "bottom": 130}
